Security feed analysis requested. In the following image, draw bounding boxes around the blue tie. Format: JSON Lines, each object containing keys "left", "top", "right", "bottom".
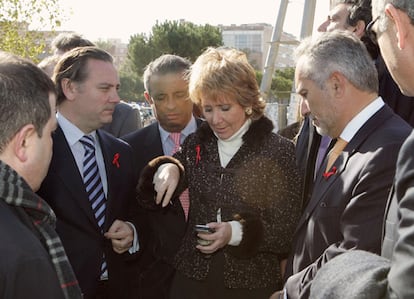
{"left": 80, "top": 135, "right": 107, "bottom": 276}
{"left": 80, "top": 135, "right": 106, "bottom": 228}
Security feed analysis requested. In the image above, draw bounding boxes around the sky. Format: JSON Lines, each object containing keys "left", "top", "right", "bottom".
{"left": 58, "top": 0, "right": 330, "bottom": 43}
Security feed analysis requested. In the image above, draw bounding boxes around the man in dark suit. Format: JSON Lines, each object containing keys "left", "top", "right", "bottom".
{"left": 294, "top": 0, "right": 414, "bottom": 211}
{"left": 102, "top": 101, "right": 141, "bottom": 137}
{"left": 47, "top": 33, "right": 141, "bottom": 139}
{"left": 293, "top": 100, "right": 331, "bottom": 211}
{"left": 0, "top": 52, "right": 82, "bottom": 299}
{"left": 318, "top": 0, "right": 414, "bottom": 127}
{"left": 308, "top": 1, "right": 414, "bottom": 298}
{"left": 123, "top": 54, "right": 202, "bottom": 299}
{"left": 274, "top": 31, "right": 412, "bottom": 299}
{"left": 38, "top": 46, "right": 145, "bottom": 299}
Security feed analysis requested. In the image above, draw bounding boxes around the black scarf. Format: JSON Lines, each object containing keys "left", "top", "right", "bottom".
{"left": 0, "top": 161, "right": 82, "bottom": 299}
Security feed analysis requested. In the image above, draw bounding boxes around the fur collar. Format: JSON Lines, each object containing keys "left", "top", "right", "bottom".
{"left": 196, "top": 116, "right": 274, "bottom": 147}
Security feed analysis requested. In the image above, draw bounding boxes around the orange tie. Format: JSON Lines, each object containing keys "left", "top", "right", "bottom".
{"left": 169, "top": 132, "right": 190, "bottom": 220}
{"left": 325, "top": 137, "right": 348, "bottom": 172}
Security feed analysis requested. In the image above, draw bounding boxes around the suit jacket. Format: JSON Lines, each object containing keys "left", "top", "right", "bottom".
{"left": 284, "top": 105, "right": 412, "bottom": 299}
{"left": 0, "top": 200, "right": 65, "bottom": 299}
{"left": 295, "top": 116, "right": 322, "bottom": 211}
{"left": 308, "top": 249, "right": 390, "bottom": 299}
{"left": 102, "top": 102, "right": 141, "bottom": 138}
{"left": 305, "top": 132, "right": 414, "bottom": 299}
{"left": 122, "top": 118, "right": 203, "bottom": 299}
{"left": 380, "top": 129, "right": 414, "bottom": 298}
{"left": 277, "top": 120, "right": 301, "bottom": 141}
{"left": 377, "top": 54, "right": 414, "bottom": 127}
{"left": 38, "top": 126, "right": 144, "bottom": 298}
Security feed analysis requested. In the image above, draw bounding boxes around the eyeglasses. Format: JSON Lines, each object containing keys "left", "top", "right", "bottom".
{"left": 365, "top": 16, "right": 379, "bottom": 44}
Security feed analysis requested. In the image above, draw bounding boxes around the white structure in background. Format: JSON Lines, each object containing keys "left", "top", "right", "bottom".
{"left": 40, "top": 2, "right": 321, "bottom": 131}
{"left": 261, "top": 0, "right": 317, "bottom": 131}
{"left": 265, "top": 92, "right": 300, "bottom": 133}
{"left": 220, "top": 23, "right": 298, "bottom": 132}
{"left": 220, "top": 23, "right": 297, "bottom": 71}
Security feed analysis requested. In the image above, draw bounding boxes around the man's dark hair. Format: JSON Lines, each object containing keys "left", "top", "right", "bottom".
{"left": 143, "top": 54, "right": 192, "bottom": 96}
{"left": 54, "top": 46, "right": 114, "bottom": 105}
{"left": 0, "top": 51, "right": 56, "bottom": 152}
{"left": 52, "top": 32, "right": 95, "bottom": 53}
{"left": 337, "top": 0, "right": 380, "bottom": 58}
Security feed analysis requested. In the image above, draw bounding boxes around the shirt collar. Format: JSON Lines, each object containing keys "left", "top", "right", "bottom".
{"left": 340, "top": 96, "right": 384, "bottom": 142}
{"left": 158, "top": 115, "right": 197, "bottom": 142}
{"left": 57, "top": 112, "right": 98, "bottom": 146}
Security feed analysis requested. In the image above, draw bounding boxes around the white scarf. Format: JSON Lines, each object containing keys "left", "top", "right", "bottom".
{"left": 216, "top": 119, "right": 252, "bottom": 167}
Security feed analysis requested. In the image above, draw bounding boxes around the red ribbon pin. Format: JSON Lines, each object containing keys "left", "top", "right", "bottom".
{"left": 112, "top": 153, "right": 120, "bottom": 168}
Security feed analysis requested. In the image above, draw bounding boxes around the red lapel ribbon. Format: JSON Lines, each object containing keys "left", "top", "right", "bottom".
{"left": 112, "top": 153, "right": 120, "bottom": 168}
{"left": 195, "top": 145, "right": 201, "bottom": 165}
{"left": 323, "top": 166, "right": 337, "bottom": 180}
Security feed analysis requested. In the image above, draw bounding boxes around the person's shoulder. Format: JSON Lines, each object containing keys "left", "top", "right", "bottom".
{"left": 268, "top": 131, "right": 296, "bottom": 151}
{"left": 277, "top": 121, "right": 301, "bottom": 141}
{"left": 195, "top": 117, "right": 205, "bottom": 127}
{"left": 98, "top": 128, "right": 132, "bottom": 149}
{"left": 122, "top": 121, "right": 158, "bottom": 143}
{"left": 0, "top": 201, "right": 47, "bottom": 259}
{"left": 378, "top": 106, "right": 412, "bottom": 139}
{"left": 310, "top": 250, "right": 389, "bottom": 299}
{"left": 399, "top": 129, "right": 414, "bottom": 153}
{"left": 116, "top": 101, "right": 135, "bottom": 112}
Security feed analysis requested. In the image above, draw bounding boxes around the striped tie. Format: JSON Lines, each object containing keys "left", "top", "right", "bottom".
{"left": 169, "top": 132, "right": 190, "bottom": 220}
{"left": 80, "top": 135, "right": 107, "bottom": 276}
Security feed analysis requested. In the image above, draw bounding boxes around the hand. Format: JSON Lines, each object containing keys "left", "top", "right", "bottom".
{"left": 153, "top": 163, "right": 180, "bottom": 207}
{"left": 269, "top": 290, "right": 284, "bottom": 299}
{"left": 104, "top": 220, "right": 133, "bottom": 254}
{"left": 196, "top": 222, "right": 232, "bottom": 254}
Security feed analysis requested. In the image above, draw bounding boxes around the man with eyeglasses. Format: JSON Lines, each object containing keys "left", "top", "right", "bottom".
{"left": 308, "top": 1, "right": 414, "bottom": 298}
{"left": 318, "top": 0, "right": 414, "bottom": 127}
{"left": 292, "top": 0, "right": 414, "bottom": 243}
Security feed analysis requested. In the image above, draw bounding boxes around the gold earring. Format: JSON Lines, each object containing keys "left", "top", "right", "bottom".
{"left": 245, "top": 107, "right": 252, "bottom": 116}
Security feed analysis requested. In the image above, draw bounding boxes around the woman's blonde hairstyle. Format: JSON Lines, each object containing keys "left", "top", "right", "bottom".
{"left": 189, "top": 47, "right": 266, "bottom": 120}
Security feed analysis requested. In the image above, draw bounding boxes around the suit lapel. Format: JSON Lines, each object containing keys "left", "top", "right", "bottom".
{"left": 96, "top": 130, "right": 120, "bottom": 231}
{"left": 146, "top": 123, "right": 164, "bottom": 156}
{"left": 295, "top": 105, "right": 393, "bottom": 232}
{"left": 296, "top": 149, "right": 350, "bottom": 231}
{"left": 53, "top": 127, "right": 98, "bottom": 228}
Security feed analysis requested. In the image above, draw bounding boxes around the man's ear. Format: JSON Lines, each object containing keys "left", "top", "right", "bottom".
{"left": 61, "top": 78, "right": 77, "bottom": 101}
{"left": 385, "top": 3, "right": 408, "bottom": 49}
{"left": 329, "top": 71, "right": 346, "bottom": 98}
{"left": 353, "top": 20, "right": 367, "bottom": 39}
{"left": 144, "top": 91, "right": 153, "bottom": 105}
{"left": 13, "top": 124, "right": 36, "bottom": 163}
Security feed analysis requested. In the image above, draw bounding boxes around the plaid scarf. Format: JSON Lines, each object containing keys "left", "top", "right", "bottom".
{"left": 0, "top": 161, "right": 82, "bottom": 299}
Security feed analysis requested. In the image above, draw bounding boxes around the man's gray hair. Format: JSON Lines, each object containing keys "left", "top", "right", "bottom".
{"left": 294, "top": 30, "right": 378, "bottom": 93}
{"left": 373, "top": 0, "right": 414, "bottom": 33}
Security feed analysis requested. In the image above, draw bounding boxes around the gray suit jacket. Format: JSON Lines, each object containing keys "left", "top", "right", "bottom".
{"left": 381, "top": 129, "right": 414, "bottom": 298}
{"left": 284, "top": 105, "right": 411, "bottom": 299}
{"left": 309, "top": 250, "right": 390, "bottom": 299}
{"left": 102, "top": 102, "right": 141, "bottom": 138}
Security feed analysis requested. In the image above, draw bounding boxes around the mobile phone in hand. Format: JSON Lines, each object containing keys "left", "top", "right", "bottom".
{"left": 195, "top": 224, "right": 214, "bottom": 234}
{"left": 195, "top": 224, "right": 214, "bottom": 246}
